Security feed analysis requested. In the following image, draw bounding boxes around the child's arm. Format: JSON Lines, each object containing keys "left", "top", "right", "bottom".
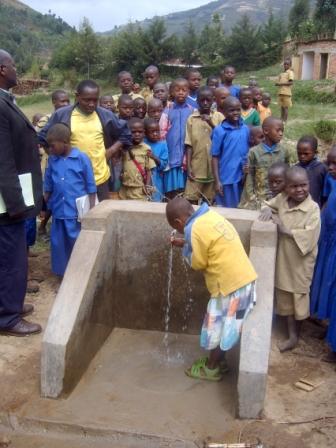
{"left": 147, "top": 150, "right": 161, "bottom": 167}
{"left": 211, "top": 125, "right": 225, "bottom": 196}
{"left": 244, "top": 151, "right": 256, "bottom": 201}
{"left": 106, "top": 141, "right": 123, "bottom": 161}
{"left": 200, "top": 114, "right": 215, "bottom": 129}
{"left": 186, "top": 145, "right": 195, "bottom": 181}
{"left": 82, "top": 154, "right": 98, "bottom": 198}
{"left": 89, "top": 193, "right": 96, "bottom": 209}
{"left": 43, "top": 160, "right": 52, "bottom": 205}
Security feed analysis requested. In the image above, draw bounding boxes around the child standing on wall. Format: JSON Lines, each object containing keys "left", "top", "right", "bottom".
{"left": 167, "top": 197, "right": 257, "bottom": 381}
{"left": 119, "top": 118, "right": 156, "bottom": 200}
{"left": 275, "top": 58, "right": 294, "bottom": 122}
{"left": 184, "top": 86, "right": 224, "bottom": 204}
{"left": 260, "top": 166, "right": 321, "bottom": 352}
{"left": 163, "top": 78, "right": 194, "bottom": 198}
{"left": 44, "top": 124, "right": 97, "bottom": 276}
{"left": 211, "top": 96, "right": 250, "bottom": 208}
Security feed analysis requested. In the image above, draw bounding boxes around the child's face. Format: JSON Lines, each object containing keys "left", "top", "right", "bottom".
{"left": 188, "top": 72, "right": 202, "bottom": 92}
{"left": 132, "top": 82, "right": 141, "bottom": 93}
{"left": 119, "top": 100, "right": 134, "bottom": 120}
{"left": 153, "top": 84, "right": 168, "bottom": 103}
{"left": 284, "top": 60, "right": 291, "bottom": 71}
{"left": 224, "top": 102, "right": 241, "bottom": 124}
{"left": 268, "top": 171, "right": 286, "bottom": 197}
{"left": 119, "top": 74, "right": 133, "bottom": 93}
{"left": 252, "top": 88, "right": 262, "bottom": 103}
{"left": 53, "top": 93, "right": 70, "bottom": 110}
{"left": 297, "top": 142, "right": 316, "bottom": 165}
{"left": 148, "top": 104, "right": 163, "bottom": 122}
{"left": 327, "top": 151, "right": 336, "bottom": 179}
{"left": 285, "top": 173, "right": 309, "bottom": 204}
{"left": 261, "top": 94, "right": 271, "bottom": 107}
{"left": 47, "top": 139, "right": 69, "bottom": 157}
{"left": 240, "top": 91, "right": 253, "bottom": 109}
{"left": 215, "top": 89, "right": 229, "bottom": 110}
{"left": 207, "top": 78, "right": 219, "bottom": 91}
{"left": 264, "top": 121, "right": 284, "bottom": 144}
{"left": 144, "top": 70, "right": 159, "bottom": 88}
{"left": 221, "top": 67, "right": 235, "bottom": 83}
{"left": 100, "top": 97, "right": 115, "bottom": 113}
{"left": 130, "top": 122, "right": 145, "bottom": 145}
{"left": 145, "top": 123, "right": 161, "bottom": 142}
{"left": 250, "top": 128, "right": 264, "bottom": 147}
{"left": 76, "top": 87, "right": 99, "bottom": 114}
{"left": 198, "top": 91, "right": 213, "bottom": 114}
{"left": 133, "top": 100, "right": 147, "bottom": 119}
{"left": 173, "top": 82, "right": 189, "bottom": 104}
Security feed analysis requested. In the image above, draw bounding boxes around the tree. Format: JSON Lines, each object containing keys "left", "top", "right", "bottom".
{"left": 180, "top": 21, "right": 199, "bottom": 65}
{"left": 260, "top": 12, "right": 287, "bottom": 65}
{"left": 288, "top": 0, "right": 310, "bottom": 37}
{"left": 314, "top": 0, "right": 336, "bottom": 34}
{"left": 198, "top": 13, "right": 225, "bottom": 65}
{"left": 51, "top": 18, "right": 102, "bottom": 77}
{"left": 224, "top": 15, "right": 264, "bottom": 70}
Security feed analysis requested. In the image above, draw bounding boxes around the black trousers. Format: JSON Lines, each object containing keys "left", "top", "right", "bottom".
{"left": 96, "top": 179, "right": 110, "bottom": 202}
{"left": 0, "top": 221, "right": 27, "bottom": 329}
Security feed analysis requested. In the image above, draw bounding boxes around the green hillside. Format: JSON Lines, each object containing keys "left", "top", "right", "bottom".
{"left": 104, "top": 0, "right": 294, "bottom": 37}
{"left": 0, "top": 0, "right": 73, "bottom": 72}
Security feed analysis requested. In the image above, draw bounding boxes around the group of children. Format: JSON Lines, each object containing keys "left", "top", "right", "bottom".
{"left": 32, "top": 60, "right": 336, "bottom": 375}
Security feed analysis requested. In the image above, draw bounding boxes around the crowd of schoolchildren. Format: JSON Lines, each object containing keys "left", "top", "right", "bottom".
{"left": 32, "top": 60, "right": 336, "bottom": 364}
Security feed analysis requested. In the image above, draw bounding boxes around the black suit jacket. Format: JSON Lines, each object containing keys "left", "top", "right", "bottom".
{"left": 0, "top": 90, "right": 42, "bottom": 225}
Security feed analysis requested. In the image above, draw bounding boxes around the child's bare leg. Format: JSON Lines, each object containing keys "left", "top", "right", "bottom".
{"left": 278, "top": 315, "right": 301, "bottom": 352}
{"left": 281, "top": 106, "right": 288, "bottom": 122}
{"left": 206, "top": 346, "right": 223, "bottom": 369}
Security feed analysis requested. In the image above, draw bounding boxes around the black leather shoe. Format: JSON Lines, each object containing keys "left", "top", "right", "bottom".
{"left": 0, "top": 319, "right": 42, "bottom": 337}
{"left": 21, "top": 304, "right": 34, "bottom": 317}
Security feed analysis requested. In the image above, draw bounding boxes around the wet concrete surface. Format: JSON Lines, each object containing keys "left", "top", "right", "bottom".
{"left": 20, "top": 328, "right": 237, "bottom": 445}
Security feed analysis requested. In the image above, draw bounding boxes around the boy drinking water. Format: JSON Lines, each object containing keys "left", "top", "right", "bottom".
{"left": 211, "top": 96, "right": 250, "bottom": 208}
{"left": 119, "top": 118, "right": 155, "bottom": 200}
{"left": 44, "top": 124, "right": 97, "bottom": 276}
{"left": 167, "top": 197, "right": 257, "bottom": 381}
{"left": 184, "top": 86, "right": 224, "bottom": 204}
{"left": 260, "top": 166, "right": 320, "bottom": 352}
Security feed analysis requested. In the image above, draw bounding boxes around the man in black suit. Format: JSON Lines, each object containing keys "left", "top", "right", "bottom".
{"left": 0, "top": 49, "right": 43, "bottom": 336}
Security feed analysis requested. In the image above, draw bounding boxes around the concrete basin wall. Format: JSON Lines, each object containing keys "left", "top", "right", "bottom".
{"left": 41, "top": 201, "right": 277, "bottom": 418}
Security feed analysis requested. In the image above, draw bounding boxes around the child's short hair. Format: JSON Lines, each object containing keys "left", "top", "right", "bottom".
{"left": 297, "top": 135, "right": 318, "bottom": 152}
{"left": 118, "top": 94, "right": 133, "bottom": 106}
{"left": 46, "top": 123, "right": 71, "bottom": 143}
{"left": 76, "top": 79, "right": 99, "bottom": 94}
{"left": 239, "top": 87, "right": 252, "bottom": 98}
{"left": 197, "top": 86, "right": 213, "bottom": 100}
{"left": 144, "top": 117, "right": 158, "bottom": 130}
{"left": 268, "top": 161, "right": 288, "bottom": 177}
{"left": 51, "top": 89, "right": 67, "bottom": 102}
{"left": 118, "top": 70, "right": 132, "bottom": 80}
{"left": 184, "top": 68, "right": 201, "bottom": 79}
{"left": 171, "top": 78, "right": 189, "bottom": 89}
{"left": 221, "top": 65, "right": 236, "bottom": 74}
{"left": 147, "top": 98, "right": 162, "bottom": 109}
{"left": 285, "top": 165, "right": 308, "bottom": 184}
{"left": 207, "top": 75, "right": 219, "bottom": 85}
{"left": 128, "top": 117, "right": 144, "bottom": 128}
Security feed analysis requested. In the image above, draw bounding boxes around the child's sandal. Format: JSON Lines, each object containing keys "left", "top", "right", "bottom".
{"left": 185, "top": 358, "right": 223, "bottom": 382}
{"left": 193, "top": 356, "right": 229, "bottom": 374}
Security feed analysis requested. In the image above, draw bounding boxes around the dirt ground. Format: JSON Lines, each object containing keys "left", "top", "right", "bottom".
{"left": 1, "top": 243, "right": 336, "bottom": 447}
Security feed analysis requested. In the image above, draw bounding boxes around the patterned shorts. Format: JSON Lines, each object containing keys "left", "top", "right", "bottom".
{"left": 200, "top": 281, "right": 256, "bottom": 351}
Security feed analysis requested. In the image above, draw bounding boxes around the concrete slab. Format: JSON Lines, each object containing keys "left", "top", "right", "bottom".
{"left": 23, "top": 329, "right": 237, "bottom": 446}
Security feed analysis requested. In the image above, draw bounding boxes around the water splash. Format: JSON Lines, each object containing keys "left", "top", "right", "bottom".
{"left": 182, "top": 258, "right": 194, "bottom": 332}
{"left": 163, "top": 230, "right": 176, "bottom": 359}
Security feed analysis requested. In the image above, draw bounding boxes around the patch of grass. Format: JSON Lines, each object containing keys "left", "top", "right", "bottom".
{"left": 284, "top": 120, "right": 316, "bottom": 141}
{"left": 16, "top": 93, "right": 51, "bottom": 107}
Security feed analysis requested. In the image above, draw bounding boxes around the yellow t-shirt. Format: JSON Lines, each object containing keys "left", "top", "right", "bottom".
{"left": 190, "top": 209, "right": 257, "bottom": 297}
{"left": 70, "top": 109, "right": 110, "bottom": 186}
{"left": 278, "top": 69, "right": 294, "bottom": 96}
{"left": 257, "top": 103, "right": 272, "bottom": 124}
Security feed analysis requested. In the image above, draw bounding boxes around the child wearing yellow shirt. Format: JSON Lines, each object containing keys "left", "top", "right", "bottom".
{"left": 167, "top": 197, "right": 257, "bottom": 381}
{"left": 276, "top": 59, "right": 294, "bottom": 122}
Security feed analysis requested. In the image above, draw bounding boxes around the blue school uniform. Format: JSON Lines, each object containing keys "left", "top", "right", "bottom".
{"left": 211, "top": 118, "right": 250, "bottom": 208}
{"left": 296, "top": 158, "right": 327, "bottom": 208}
{"left": 44, "top": 147, "right": 96, "bottom": 276}
{"left": 144, "top": 138, "right": 168, "bottom": 202}
{"left": 186, "top": 91, "right": 198, "bottom": 109}
{"left": 164, "top": 102, "right": 194, "bottom": 193}
{"left": 220, "top": 84, "right": 241, "bottom": 99}
{"left": 310, "top": 187, "right": 336, "bottom": 350}
{"left": 323, "top": 173, "right": 336, "bottom": 201}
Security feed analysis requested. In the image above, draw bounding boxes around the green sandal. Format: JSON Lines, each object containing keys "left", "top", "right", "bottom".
{"left": 185, "top": 358, "right": 223, "bottom": 382}
{"left": 193, "top": 356, "right": 230, "bottom": 374}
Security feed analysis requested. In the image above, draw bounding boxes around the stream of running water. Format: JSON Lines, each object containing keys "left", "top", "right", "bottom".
{"left": 163, "top": 230, "right": 175, "bottom": 359}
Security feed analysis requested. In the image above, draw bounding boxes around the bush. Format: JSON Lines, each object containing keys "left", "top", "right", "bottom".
{"left": 314, "top": 120, "right": 336, "bottom": 143}
{"left": 293, "top": 81, "right": 336, "bottom": 104}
